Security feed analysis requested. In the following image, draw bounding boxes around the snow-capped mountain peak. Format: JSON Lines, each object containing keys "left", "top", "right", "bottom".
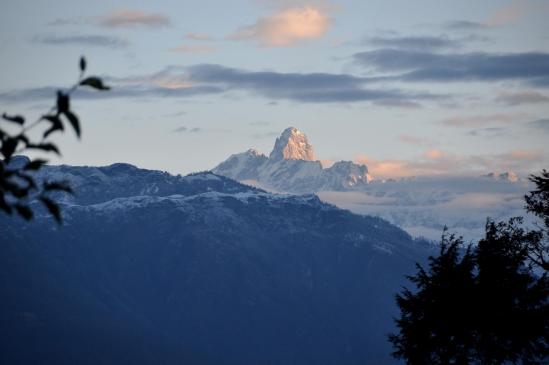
{"left": 269, "top": 127, "right": 316, "bottom": 161}
{"left": 213, "top": 127, "right": 371, "bottom": 193}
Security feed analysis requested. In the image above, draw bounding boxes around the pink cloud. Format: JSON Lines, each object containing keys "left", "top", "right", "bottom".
{"left": 424, "top": 149, "right": 446, "bottom": 160}
{"left": 99, "top": 10, "right": 170, "bottom": 28}
{"left": 230, "top": 6, "right": 331, "bottom": 46}
{"left": 356, "top": 149, "right": 544, "bottom": 179}
{"left": 485, "top": 0, "right": 527, "bottom": 27}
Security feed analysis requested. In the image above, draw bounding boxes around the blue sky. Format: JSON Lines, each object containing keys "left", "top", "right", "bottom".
{"left": 1, "top": 0, "right": 548, "bottom": 177}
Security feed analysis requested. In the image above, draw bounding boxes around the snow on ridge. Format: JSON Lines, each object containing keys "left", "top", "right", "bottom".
{"left": 79, "top": 190, "right": 326, "bottom": 212}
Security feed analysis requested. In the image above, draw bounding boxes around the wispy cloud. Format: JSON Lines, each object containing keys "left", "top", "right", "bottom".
{"left": 445, "top": 20, "right": 488, "bottom": 30}
{"left": 169, "top": 44, "right": 215, "bottom": 53}
{"left": 467, "top": 127, "right": 506, "bottom": 137}
{"left": 33, "top": 34, "right": 129, "bottom": 48}
{"left": 446, "top": 0, "right": 530, "bottom": 30}
{"left": 185, "top": 64, "right": 441, "bottom": 103}
{"left": 230, "top": 6, "right": 330, "bottom": 46}
{"left": 0, "top": 64, "right": 444, "bottom": 105}
{"left": 184, "top": 33, "right": 213, "bottom": 41}
{"left": 354, "top": 49, "right": 549, "bottom": 85}
{"left": 364, "top": 35, "right": 461, "bottom": 50}
{"left": 527, "top": 119, "right": 549, "bottom": 132}
{"left": 173, "top": 126, "right": 201, "bottom": 133}
{"left": 495, "top": 90, "right": 549, "bottom": 105}
{"left": 47, "top": 17, "right": 89, "bottom": 26}
{"left": 372, "top": 99, "right": 422, "bottom": 108}
{"left": 440, "top": 113, "right": 528, "bottom": 127}
{"left": 98, "top": 10, "right": 171, "bottom": 28}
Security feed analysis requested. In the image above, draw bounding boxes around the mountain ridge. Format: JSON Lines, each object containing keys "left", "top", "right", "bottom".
{"left": 1, "top": 159, "right": 432, "bottom": 365}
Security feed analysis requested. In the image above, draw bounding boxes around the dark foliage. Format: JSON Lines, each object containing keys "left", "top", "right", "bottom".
{"left": 390, "top": 173, "right": 549, "bottom": 364}
{"left": 525, "top": 169, "right": 549, "bottom": 270}
{"left": 388, "top": 232, "right": 477, "bottom": 364}
{"left": 0, "top": 57, "right": 109, "bottom": 223}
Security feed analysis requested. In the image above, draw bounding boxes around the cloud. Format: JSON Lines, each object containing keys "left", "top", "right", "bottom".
{"left": 47, "top": 17, "right": 89, "bottom": 26}
{"left": 485, "top": 0, "right": 527, "bottom": 27}
{"left": 365, "top": 35, "right": 460, "bottom": 50}
{"left": 0, "top": 64, "right": 443, "bottom": 105}
{"left": 446, "top": 1, "right": 530, "bottom": 30}
{"left": 424, "top": 149, "right": 446, "bottom": 160}
{"left": 495, "top": 90, "right": 549, "bottom": 105}
{"left": 185, "top": 64, "right": 442, "bottom": 103}
{"left": 353, "top": 49, "right": 549, "bottom": 85}
{"left": 173, "top": 126, "right": 201, "bottom": 133}
{"left": 356, "top": 149, "right": 544, "bottom": 178}
{"left": 527, "top": 119, "right": 549, "bottom": 132}
{"left": 0, "top": 83, "right": 224, "bottom": 103}
{"left": 184, "top": 33, "right": 212, "bottom": 41}
{"left": 164, "top": 111, "right": 187, "bottom": 118}
{"left": 441, "top": 113, "right": 528, "bottom": 127}
{"left": 445, "top": 20, "right": 488, "bottom": 30}
{"left": 372, "top": 99, "right": 422, "bottom": 108}
{"left": 467, "top": 127, "right": 506, "bottom": 137}
{"left": 33, "top": 34, "right": 129, "bottom": 48}
{"left": 98, "top": 10, "right": 170, "bottom": 28}
{"left": 169, "top": 44, "right": 215, "bottom": 53}
{"left": 230, "top": 6, "right": 330, "bottom": 46}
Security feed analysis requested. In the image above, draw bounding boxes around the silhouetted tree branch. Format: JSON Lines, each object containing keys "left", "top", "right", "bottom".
{"left": 0, "top": 57, "right": 109, "bottom": 223}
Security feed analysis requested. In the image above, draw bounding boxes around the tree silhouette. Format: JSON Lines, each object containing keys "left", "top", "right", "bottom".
{"left": 525, "top": 169, "right": 549, "bottom": 271}
{"left": 390, "top": 172, "right": 549, "bottom": 364}
{"left": 388, "top": 232, "right": 477, "bottom": 364}
{"left": 0, "top": 57, "right": 109, "bottom": 222}
{"left": 475, "top": 218, "right": 548, "bottom": 364}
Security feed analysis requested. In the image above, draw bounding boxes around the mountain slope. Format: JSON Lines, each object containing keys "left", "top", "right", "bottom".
{"left": 0, "top": 161, "right": 431, "bottom": 365}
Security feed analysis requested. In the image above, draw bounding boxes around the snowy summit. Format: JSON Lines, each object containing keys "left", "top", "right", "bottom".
{"left": 269, "top": 127, "right": 316, "bottom": 161}
{"left": 213, "top": 127, "right": 372, "bottom": 192}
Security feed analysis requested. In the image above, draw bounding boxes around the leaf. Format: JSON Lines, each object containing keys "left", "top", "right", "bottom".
{"left": 80, "top": 77, "right": 110, "bottom": 91}
{"left": 56, "top": 91, "right": 70, "bottom": 114}
{"left": 43, "top": 181, "right": 73, "bottom": 194}
{"left": 63, "top": 111, "right": 80, "bottom": 138}
{"left": 39, "top": 196, "right": 61, "bottom": 224}
{"left": 15, "top": 204, "right": 33, "bottom": 220}
{"left": 80, "top": 56, "right": 86, "bottom": 72}
{"left": 24, "top": 159, "right": 48, "bottom": 171}
{"left": 2, "top": 113, "right": 25, "bottom": 125}
{"left": 1, "top": 137, "right": 18, "bottom": 160}
{"left": 26, "top": 142, "right": 60, "bottom": 155}
{"left": 42, "top": 114, "right": 64, "bottom": 138}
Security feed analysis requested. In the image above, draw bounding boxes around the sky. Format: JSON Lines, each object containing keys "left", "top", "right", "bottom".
{"left": 0, "top": 0, "right": 548, "bottom": 178}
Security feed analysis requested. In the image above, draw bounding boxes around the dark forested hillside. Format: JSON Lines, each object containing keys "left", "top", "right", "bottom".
{"left": 0, "top": 161, "right": 431, "bottom": 365}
